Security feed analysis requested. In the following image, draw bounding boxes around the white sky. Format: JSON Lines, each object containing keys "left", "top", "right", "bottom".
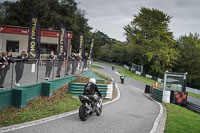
{"left": 76, "top": 0, "right": 200, "bottom": 41}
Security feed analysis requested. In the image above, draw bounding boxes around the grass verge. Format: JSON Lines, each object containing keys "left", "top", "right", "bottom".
{"left": 0, "top": 85, "right": 81, "bottom": 127}
{"left": 165, "top": 103, "right": 200, "bottom": 133}
{"left": 188, "top": 92, "right": 200, "bottom": 99}
{"left": 118, "top": 67, "right": 200, "bottom": 99}
{"left": 92, "top": 64, "right": 103, "bottom": 69}
{"left": 118, "top": 67, "right": 162, "bottom": 88}
{"left": 92, "top": 70, "right": 112, "bottom": 81}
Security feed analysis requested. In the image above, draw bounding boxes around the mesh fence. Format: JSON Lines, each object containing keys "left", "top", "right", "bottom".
{"left": 2, "top": 58, "right": 92, "bottom": 89}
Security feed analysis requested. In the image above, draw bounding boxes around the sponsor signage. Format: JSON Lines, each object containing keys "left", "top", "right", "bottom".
{"left": 0, "top": 25, "right": 72, "bottom": 39}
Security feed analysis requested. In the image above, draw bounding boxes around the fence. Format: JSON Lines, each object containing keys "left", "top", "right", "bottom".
{"left": 1, "top": 58, "right": 92, "bottom": 89}
{"left": 186, "top": 87, "right": 200, "bottom": 94}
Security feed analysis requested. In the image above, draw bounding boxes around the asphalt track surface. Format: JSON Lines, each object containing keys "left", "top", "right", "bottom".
{"left": 5, "top": 64, "right": 160, "bottom": 133}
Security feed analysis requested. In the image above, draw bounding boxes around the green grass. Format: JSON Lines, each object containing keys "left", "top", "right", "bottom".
{"left": 93, "top": 70, "right": 112, "bottom": 81}
{"left": 118, "top": 67, "right": 162, "bottom": 88}
{"left": 188, "top": 92, "right": 200, "bottom": 99}
{"left": 165, "top": 103, "right": 200, "bottom": 133}
{"left": 118, "top": 67, "right": 200, "bottom": 99}
{"left": 0, "top": 86, "right": 81, "bottom": 127}
{"left": 92, "top": 64, "right": 104, "bottom": 69}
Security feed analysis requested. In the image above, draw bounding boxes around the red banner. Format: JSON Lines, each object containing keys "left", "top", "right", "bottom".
{"left": 0, "top": 25, "right": 72, "bottom": 39}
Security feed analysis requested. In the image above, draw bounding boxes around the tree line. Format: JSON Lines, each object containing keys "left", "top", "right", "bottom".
{"left": 0, "top": 1, "right": 199, "bottom": 88}
{"left": 96, "top": 8, "right": 200, "bottom": 89}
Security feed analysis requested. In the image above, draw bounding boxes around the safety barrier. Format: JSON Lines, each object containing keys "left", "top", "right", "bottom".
{"left": 187, "top": 102, "right": 200, "bottom": 113}
{"left": 0, "top": 75, "right": 77, "bottom": 110}
{"left": 0, "top": 89, "right": 12, "bottom": 110}
{"left": 68, "top": 82, "right": 113, "bottom": 98}
{"left": 152, "top": 88, "right": 163, "bottom": 102}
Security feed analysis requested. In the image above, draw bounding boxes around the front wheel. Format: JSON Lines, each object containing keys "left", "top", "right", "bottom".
{"left": 79, "top": 104, "right": 88, "bottom": 121}
{"left": 96, "top": 104, "right": 102, "bottom": 116}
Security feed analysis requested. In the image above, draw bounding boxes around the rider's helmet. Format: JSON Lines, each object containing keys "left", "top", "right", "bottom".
{"left": 89, "top": 78, "right": 96, "bottom": 84}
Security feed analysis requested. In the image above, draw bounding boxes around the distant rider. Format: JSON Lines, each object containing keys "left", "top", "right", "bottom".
{"left": 112, "top": 65, "right": 115, "bottom": 70}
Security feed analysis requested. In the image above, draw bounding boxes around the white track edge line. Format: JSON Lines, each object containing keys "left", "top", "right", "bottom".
{"left": 148, "top": 96, "right": 164, "bottom": 133}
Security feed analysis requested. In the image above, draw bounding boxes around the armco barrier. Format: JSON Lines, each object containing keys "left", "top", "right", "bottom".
{"left": 0, "top": 75, "right": 77, "bottom": 110}
{"left": 152, "top": 88, "right": 163, "bottom": 101}
{"left": 68, "top": 82, "right": 112, "bottom": 98}
{"left": 0, "top": 89, "right": 12, "bottom": 110}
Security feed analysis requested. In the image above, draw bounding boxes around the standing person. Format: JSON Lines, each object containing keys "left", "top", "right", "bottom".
{"left": 56, "top": 52, "right": 66, "bottom": 77}
{"left": 4, "top": 51, "right": 15, "bottom": 78}
{"left": 83, "top": 52, "right": 88, "bottom": 71}
{"left": 77, "top": 53, "right": 82, "bottom": 71}
{"left": 15, "top": 51, "right": 28, "bottom": 86}
{"left": 1, "top": 51, "right": 15, "bottom": 88}
{"left": 66, "top": 54, "right": 72, "bottom": 76}
{"left": 71, "top": 53, "right": 77, "bottom": 74}
{"left": 45, "top": 52, "right": 54, "bottom": 80}
{"left": 0, "top": 52, "right": 8, "bottom": 89}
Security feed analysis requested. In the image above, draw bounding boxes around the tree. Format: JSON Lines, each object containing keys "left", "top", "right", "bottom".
{"left": 0, "top": 0, "right": 91, "bottom": 52}
{"left": 177, "top": 33, "right": 200, "bottom": 88}
{"left": 124, "top": 7, "right": 178, "bottom": 77}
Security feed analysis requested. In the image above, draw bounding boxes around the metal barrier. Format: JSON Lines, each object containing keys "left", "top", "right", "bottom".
{"left": 1, "top": 58, "right": 92, "bottom": 89}
{"left": 152, "top": 88, "right": 163, "bottom": 102}
{"left": 187, "top": 102, "right": 200, "bottom": 113}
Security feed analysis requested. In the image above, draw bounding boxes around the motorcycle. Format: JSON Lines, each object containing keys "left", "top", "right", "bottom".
{"left": 112, "top": 65, "right": 115, "bottom": 70}
{"left": 79, "top": 94, "right": 102, "bottom": 121}
{"left": 120, "top": 76, "right": 125, "bottom": 84}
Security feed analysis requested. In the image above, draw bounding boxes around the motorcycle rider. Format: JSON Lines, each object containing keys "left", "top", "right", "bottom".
{"left": 120, "top": 73, "right": 125, "bottom": 83}
{"left": 83, "top": 78, "right": 102, "bottom": 108}
{"left": 112, "top": 65, "right": 115, "bottom": 70}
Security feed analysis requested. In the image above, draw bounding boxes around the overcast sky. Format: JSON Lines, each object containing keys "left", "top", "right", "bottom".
{"left": 1, "top": 0, "right": 200, "bottom": 41}
{"left": 76, "top": 0, "right": 200, "bottom": 41}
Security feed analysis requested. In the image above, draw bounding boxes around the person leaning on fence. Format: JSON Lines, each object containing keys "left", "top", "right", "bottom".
{"left": 4, "top": 51, "right": 15, "bottom": 79}
{"left": 1, "top": 51, "right": 15, "bottom": 88}
{"left": 45, "top": 52, "right": 54, "bottom": 80}
{"left": 56, "top": 52, "right": 66, "bottom": 77}
{"left": 15, "top": 51, "right": 28, "bottom": 86}
{"left": 0, "top": 52, "right": 8, "bottom": 89}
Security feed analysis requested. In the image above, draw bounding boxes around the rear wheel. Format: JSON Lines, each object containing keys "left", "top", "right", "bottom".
{"left": 79, "top": 104, "right": 88, "bottom": 121}
{"left": 96, "top": 104, "right": 102, "bottom": 116}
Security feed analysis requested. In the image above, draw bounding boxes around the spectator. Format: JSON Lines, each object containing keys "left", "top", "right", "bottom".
{"left": 66, "top": 54, "right": 72, "bottom": 76}
{"left": 71, "top": 53, "right": 77, "bottom": 74}
{"left": 77, "top": 53, "right": 82, "bottom": 71}
{"left": 15, "top": 51, "right": 28, "bottom": 86}
{"left": 56, "top": 52, "right": 66, "bottom": 77}
{"left": 83, "top": 52, "right": 88, "bottom": 71}
{"left": 0, "top": 52, "right": 8, "bottom": 89}
{"left": 45, "top": 52, "right": 54, "bottom": 80}
{"left": 4, "top": 51, "right": 15, "bottom": 77}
